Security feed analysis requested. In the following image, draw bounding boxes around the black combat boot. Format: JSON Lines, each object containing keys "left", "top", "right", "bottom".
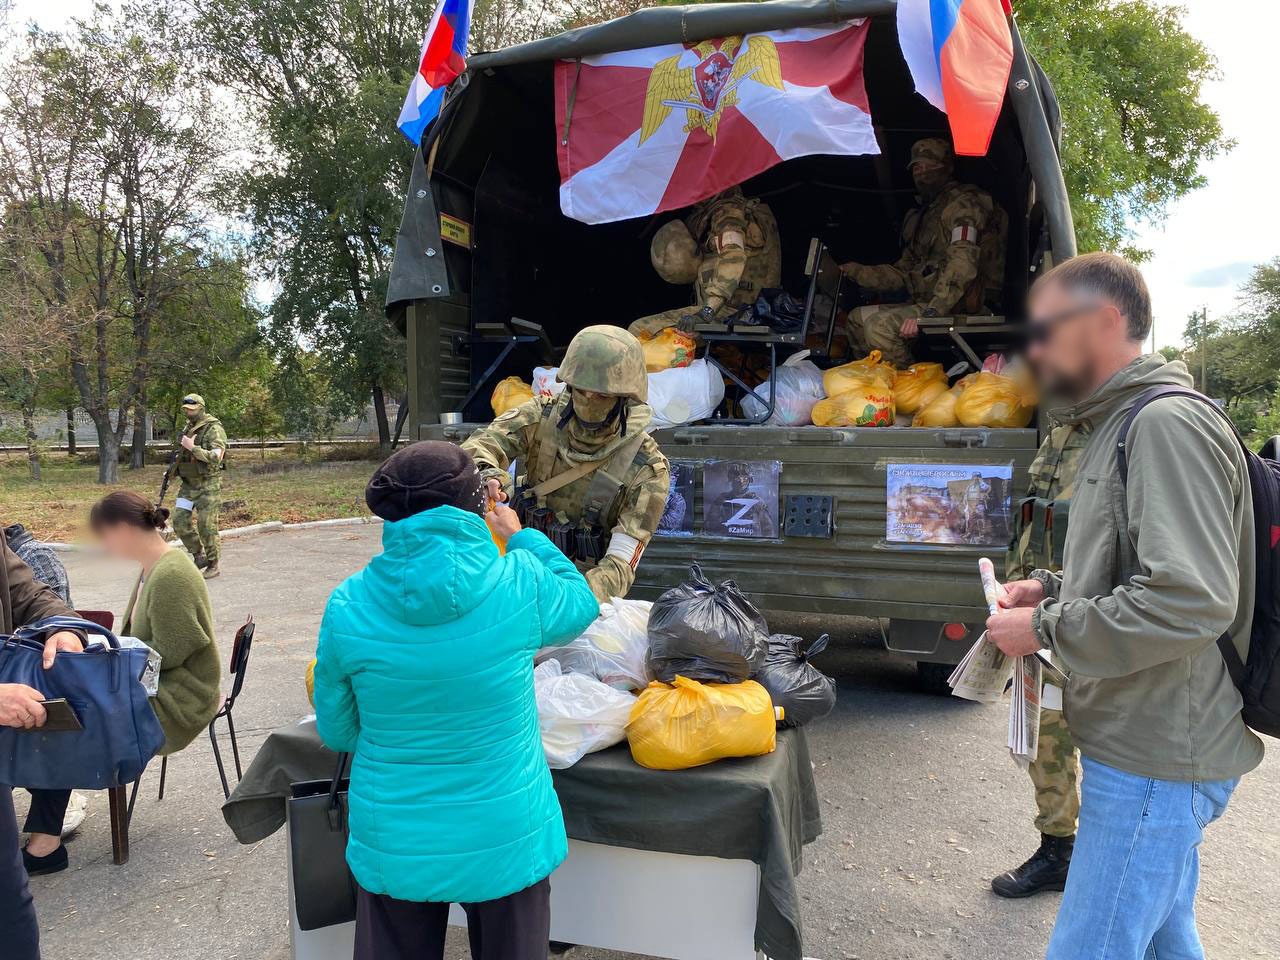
{"left": 191, "top": 551, "right": 209, "bottom": 570}
{"left": 990, "top": 833, "right": 1074, "bottom": 898}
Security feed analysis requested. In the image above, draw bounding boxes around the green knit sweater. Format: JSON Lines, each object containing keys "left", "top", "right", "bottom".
{"left": 123, "top": 550, "right": 222, "bottom": 755}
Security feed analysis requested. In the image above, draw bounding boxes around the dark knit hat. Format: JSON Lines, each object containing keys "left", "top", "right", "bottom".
{"left": 365, "top": 441, "right": 486, "bottom": 523}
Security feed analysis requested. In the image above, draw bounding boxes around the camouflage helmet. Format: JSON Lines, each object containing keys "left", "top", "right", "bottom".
{"left": 650, "top": 220, "right": 699, "bottom": 285}
{"left": 557, "top": 325, "right": 648, "bottom": 403}
{"left": 908, "top": 137, "right": 955, "bottom": 171}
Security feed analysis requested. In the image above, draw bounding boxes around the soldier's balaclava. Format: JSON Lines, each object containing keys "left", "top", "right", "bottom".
{"left": 912, "top": 159, "right": 952, "bottom": 199}
{"left": 559, "top": 388, "right": 626, "bottom": 454}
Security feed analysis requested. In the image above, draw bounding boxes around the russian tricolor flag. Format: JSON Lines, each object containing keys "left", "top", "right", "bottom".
{"left": 397, "top": 0, "right": 474, "bottom": 145}
{"left": 897, "top": 0, "right": 1014, "bottom": 156}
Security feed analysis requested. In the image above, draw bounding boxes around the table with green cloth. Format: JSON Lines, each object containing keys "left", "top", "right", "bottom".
{"left": 223, "top": 718, "right": 822, "bottom": 960}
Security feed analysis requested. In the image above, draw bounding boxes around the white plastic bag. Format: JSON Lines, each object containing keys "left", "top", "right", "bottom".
{"left": 740, "top": 358, "right": 826, "bottom": 425}
{"left": 532, "top": 366, "right": 565, "bottom": 398}
{"left": 534, "top": 660, "right": 636, "bottom": 769}
{"left": 646, "top": 358, "right": 725, "bottom": 428}
{"left": 537, "top": 598, "right": 652, "bottom": 691}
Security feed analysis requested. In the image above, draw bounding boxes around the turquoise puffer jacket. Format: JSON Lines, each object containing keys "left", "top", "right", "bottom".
{"left": 313, "top": 506, "right": 598, "bottom": 903}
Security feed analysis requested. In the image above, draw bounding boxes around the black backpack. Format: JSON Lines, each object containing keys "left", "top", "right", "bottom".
{"left": 1117, "top": 386, "right": 1280, "bottom": 738}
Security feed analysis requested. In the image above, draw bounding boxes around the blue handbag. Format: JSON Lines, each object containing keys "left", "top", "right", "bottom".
{"left": 0, "top": 615, "right": 165, "bottom": 790}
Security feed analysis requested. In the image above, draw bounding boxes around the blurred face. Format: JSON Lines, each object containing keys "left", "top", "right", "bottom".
{"left": 911, "top": 159, "right": 951, "bottom": 197}
{"left": 93, "top": 520, "right": 152, "bottom": 561}
{"left": 1025, "top": 279, "right": 1122, "bottom": 401}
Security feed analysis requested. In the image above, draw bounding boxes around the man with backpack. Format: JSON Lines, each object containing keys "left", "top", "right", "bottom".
{"left": 984, "top": 252, "right": 1265, "bottom": 959}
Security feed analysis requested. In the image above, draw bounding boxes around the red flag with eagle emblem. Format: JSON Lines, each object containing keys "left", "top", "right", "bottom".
{"left": 555, "top": 21, "right": 879, "bottom": 225}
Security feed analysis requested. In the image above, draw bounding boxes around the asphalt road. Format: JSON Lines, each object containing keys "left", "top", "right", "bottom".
{"left": 25, "top": 526, "right": 1279, "bottom": 960}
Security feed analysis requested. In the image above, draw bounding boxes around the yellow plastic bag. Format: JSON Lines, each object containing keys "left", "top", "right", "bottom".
{"left": 640, "top": 327, "right": 697, "bottom": 372}
{"left": 912, "top": 373, "right": 976, "bottom": 427}
{"left": 822, "top": 350, "right": 897, "bottom": 397}
{"left": 893, "top": 363, "right": 949, "bottom": 414}
{"left": 626, "top": 676, "right": 777, "bottom": 770}
{"left": 490, "top": 376, "right": 533, "bottom": 417}
{"left": 954, "top": 371, "right": 1037, "bottom": 428}
{"left": 811, "top": 385, "right": 896, "bottom": 427}
{"left": 305, "top": 658, "right": 316, "bottom": 706}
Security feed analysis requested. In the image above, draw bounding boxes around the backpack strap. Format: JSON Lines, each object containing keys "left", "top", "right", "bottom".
{"left": 1115, "top": 385, "right": 1249, "bottom": 688}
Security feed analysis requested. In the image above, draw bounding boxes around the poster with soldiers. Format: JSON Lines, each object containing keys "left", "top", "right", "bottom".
{"left": 656, "top": 460, "right": 696, "bottom": 537}
{"left": 702, "top": 460, "right": 781, "bottom": 539}
{"left": 885, "top": 462, "right": 1013, "bottom": 546}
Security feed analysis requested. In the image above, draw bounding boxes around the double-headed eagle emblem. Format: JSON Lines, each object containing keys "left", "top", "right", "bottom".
{"left": 640, "top": 35, "right": 784, "bottom": 144}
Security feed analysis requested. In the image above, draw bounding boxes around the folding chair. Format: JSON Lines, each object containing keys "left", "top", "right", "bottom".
{"left": 208, "top": 614, "right": 256, "bottom": 799}
{"left": 699, "top": 238, "right": 844, "bottom": 423}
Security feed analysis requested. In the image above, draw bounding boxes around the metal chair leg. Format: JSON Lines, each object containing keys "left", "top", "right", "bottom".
{"left": 209, "top": 718, "right": 231, "bottom": 800}
{"left": 157, "top": 756, "right": 167, "bottom": 801}
{"left": 127, "top": 773, "right": 142, "bottom": 823}
{"left": 108, "top": 785, "right": 129, "bottom": 865}
{"left": 226, "top": 708, "right": 243, "bottom": 781}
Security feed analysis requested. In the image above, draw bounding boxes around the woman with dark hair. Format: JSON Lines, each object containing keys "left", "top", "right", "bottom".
{"left": 22, "top": 492, "right": 221, "bottom": 875}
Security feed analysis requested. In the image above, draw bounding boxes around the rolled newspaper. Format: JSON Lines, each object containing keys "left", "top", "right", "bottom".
{"left": 978, "top": 557, "right": 1004, "bottom": 615}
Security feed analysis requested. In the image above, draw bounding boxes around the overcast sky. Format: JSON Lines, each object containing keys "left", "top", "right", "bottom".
{"left": 9, "top": 0, "right": 1276, "bottom": 348}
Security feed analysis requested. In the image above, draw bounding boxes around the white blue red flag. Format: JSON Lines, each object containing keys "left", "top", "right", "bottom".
{"left": 554, "top": 22, "right": 880, "bottom": 225}
{"left": 398, "top": 0, "right": 474, "bottom": 145}
{"left": 896, "top": 0, "right": 1014, "bottom": 156}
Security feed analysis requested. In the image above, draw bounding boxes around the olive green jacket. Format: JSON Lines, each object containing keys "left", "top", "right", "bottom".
{"left": 123, "top": 550, "right": 222, "bottom": 755}
{"left": 1032, "top": 355, "right": 1263, "bottom": 781}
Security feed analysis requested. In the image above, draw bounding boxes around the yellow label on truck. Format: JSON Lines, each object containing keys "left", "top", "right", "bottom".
{"left": 439, "top": 213, "right": 472, "bottom": 248}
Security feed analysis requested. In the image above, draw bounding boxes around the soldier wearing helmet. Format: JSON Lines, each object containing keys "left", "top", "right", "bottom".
{"left": 461, "top": 326, "right": 671, "bottom": 602}
{"left": 169, "top": 393, "right": 229, "bottom": 579}
{"left": 629, "top": 186, "right": 782, "bottom": 338}
{"left": 841, "top": 136, "right": 1005, "bottom": 367}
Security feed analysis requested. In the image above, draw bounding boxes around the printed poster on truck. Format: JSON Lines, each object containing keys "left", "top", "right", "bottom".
{"left": 702, "top": 460, "right": 781, "bottom": 539}
{"left": 885, "top": 462, "right": 1014, "bottom": 547}
{"left": 656, "top": 460, "right": 696, "bottom": 537}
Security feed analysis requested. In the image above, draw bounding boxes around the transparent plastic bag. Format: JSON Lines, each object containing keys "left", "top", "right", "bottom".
{"left": 537, "top": 598, "right": 653, "bottom": 691}
{"left": 954, "top": 371, "right": 1037, "bottom": 428}
{"left": 646, "top": 562, "right": 769, "bottom": 683}
{"left": 893, "top": 363, "right": 949, "bottom": 414}
{"left": 755, "top": 634, "right": 836, "bottom": 728}
{"left": 647, "top": 359, "right": 725, "bottom": 428}
{"left": 626, "top": 676, "right": 777, "bottom": 770}
{"left": 534, "top": 660, "right": 636, "bottom": 769}
{"left": 822, "top": 350, "right": 897, "bottom": 397}
{"left": 532, "top": 366, "right": 565, "bottom": 398}
{"left": 740, "top": 358, "right": 826, "bottom": 425}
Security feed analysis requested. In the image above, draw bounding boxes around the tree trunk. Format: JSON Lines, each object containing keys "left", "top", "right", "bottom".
{"left": 66, "top": 407, "right": 77, "bottom": 456}
{"left": 129, "top": 402, "right": 147, "bottom": 470}
{"left": 96, "top": 428, "right": 121, "bottom": 484}
{"left": 22, "top": 404, "right": 41, "bottom": 482}
{"left": 372, "top": 381, "right": 391, "bottom": 450}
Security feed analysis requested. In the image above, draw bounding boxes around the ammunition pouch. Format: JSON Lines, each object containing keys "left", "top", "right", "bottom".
{"left": 1013, "top": 494, "right": 1072, "bottom": 573}
{"left": 513, "top": 487, "right": 536, "bottom": 526}
{"left": 575, "top": 523, "right": 607, "bottom": 564}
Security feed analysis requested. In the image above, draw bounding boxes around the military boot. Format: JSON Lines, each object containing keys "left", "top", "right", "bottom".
{"left": 191, "top": 551, "right": 209, "bottom": 570}
{"left": 202, "top": 562, "right": 221, "bottom": 580}
{"left": 990, "top": 833, "right": 1073, "bottom": 898}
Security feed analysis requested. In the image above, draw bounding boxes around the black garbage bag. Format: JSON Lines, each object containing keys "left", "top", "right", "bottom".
{"left": 750, "top": 288, "right": 806, "bottom": 333}
{"left": 646, "top": 562, "right": 769, "bottom": 683}
{"left": 756, "top": 634, "right": 836, "bottom": 727}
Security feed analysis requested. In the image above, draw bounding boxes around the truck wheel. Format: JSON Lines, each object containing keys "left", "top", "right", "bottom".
{"left": 916, "top": 661, "right": 953, "bottom": 696}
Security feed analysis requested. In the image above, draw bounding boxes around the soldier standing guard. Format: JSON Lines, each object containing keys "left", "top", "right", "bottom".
{"left": 842, "top": 137, "right": 1005, "bottom": 368}
{"left": 630, "top": 185, "right": 782, "bottom": 337}
{"left": 990, "top": 419, "right": 1088, "bottom": 898}
{"left": 169, "top": 394, "right": 228, "bottom": 580}
{"left": 461, "top": 326, "right": 671, "bottom": 603}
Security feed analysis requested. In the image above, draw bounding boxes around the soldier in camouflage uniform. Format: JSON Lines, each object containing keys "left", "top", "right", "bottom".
{"left": 990, "top": 420, "right": 1089, "bottom": 898}
{"left": 842, "top": 137, "right": 1005, "bottom": 368}
{"left": 462, "top": 326, "right": 671, "bottom": 603}
{"left": 169, "top": 394, "right": 229, "bottom": 580}
{"left": 630, "top": 186, "right": 782, "bottom": 338}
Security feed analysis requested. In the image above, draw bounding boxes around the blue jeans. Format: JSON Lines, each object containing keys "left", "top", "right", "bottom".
{"left": 1046, "top": 756, "right": 1237, "bottom": 960}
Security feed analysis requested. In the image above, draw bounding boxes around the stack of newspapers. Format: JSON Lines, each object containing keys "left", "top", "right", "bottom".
{"left": 947, "top": 558, "right": 1065, "bottom": 769}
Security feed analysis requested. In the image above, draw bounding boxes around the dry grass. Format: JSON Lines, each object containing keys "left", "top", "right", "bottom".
{"left": 0, "top": 449, "right": 378, "bottom": 542}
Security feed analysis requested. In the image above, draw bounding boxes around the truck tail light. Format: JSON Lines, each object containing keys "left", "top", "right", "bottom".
{"left": 942, "top": 622, "right": 969, "bottom": 642}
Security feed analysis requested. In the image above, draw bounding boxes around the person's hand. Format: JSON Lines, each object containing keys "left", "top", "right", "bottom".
{"left": 997, "top": 578, "right": 1045, "bottom": 610}
{"left": 485, "top": 478, "right": 508, "bottom": 505}
{"left": 180, "top": 434, "right": 195, "bottom": 451}
{"left": 485, "top": 501, "right": 522, "bottom": 544}
{"left": 0, "top": 684, "right": 47, "bottom": 729}
{"left": 43, "top": 630, "right": 84, "bottom": 669}
{"left": 984, "top": 607, "right": 1041, "bottom": 658}
{"left": 900, "top": 315, "right": 920, "bottom": 338}
{"left": 676, "top": 313, "right": 698, "bottom": 334}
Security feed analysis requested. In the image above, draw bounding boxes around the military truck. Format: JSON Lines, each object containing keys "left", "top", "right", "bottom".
{"left": 385, "top": 0, "right": 1076, "bottom": 691}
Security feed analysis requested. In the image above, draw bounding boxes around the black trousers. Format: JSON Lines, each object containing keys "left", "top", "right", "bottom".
{"left": 22, "top": 789, "right": 69, "bottom": 837}
{"left": 354, "top": 877, "right": 550, "bottom": 960}
{"left": 1, "top": 786, "right": 40, "bottom": 960}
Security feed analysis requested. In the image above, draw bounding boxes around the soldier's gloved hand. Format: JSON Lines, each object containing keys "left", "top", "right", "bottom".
{"left": 180, "top": 435, "right": 195, "bottom": 451}
{"left": 678, "top": 304, "right": 716, "bottom": 333}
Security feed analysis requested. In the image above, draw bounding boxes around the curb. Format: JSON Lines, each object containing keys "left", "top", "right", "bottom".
{"left": 46, "top": 515, "right": 381, "bottom": 552}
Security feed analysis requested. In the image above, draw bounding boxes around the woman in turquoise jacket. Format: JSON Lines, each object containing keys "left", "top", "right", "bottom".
{"left": 313, "top": 442, "right": 598, "bottom": 960}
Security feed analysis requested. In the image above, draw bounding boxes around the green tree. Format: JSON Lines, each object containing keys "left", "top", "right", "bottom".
{"left": 233, "top": 379, "right": 284, "bottom": 459}
{"left": 1017, "top": 1, "right": 1230, "bottom": 258}
{"left": 188, "top": 0, "right": 414, "bottom": 450}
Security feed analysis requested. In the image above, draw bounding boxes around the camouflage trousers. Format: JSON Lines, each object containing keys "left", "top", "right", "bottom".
{"left": 844, "top": 304, "right": 922, "bottom": 368}
{"left": 1029, "top": 706, "right": 1080, "bottom": 837}
{"left": 172, "top": 479, "right": 221, "bottom": 565}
